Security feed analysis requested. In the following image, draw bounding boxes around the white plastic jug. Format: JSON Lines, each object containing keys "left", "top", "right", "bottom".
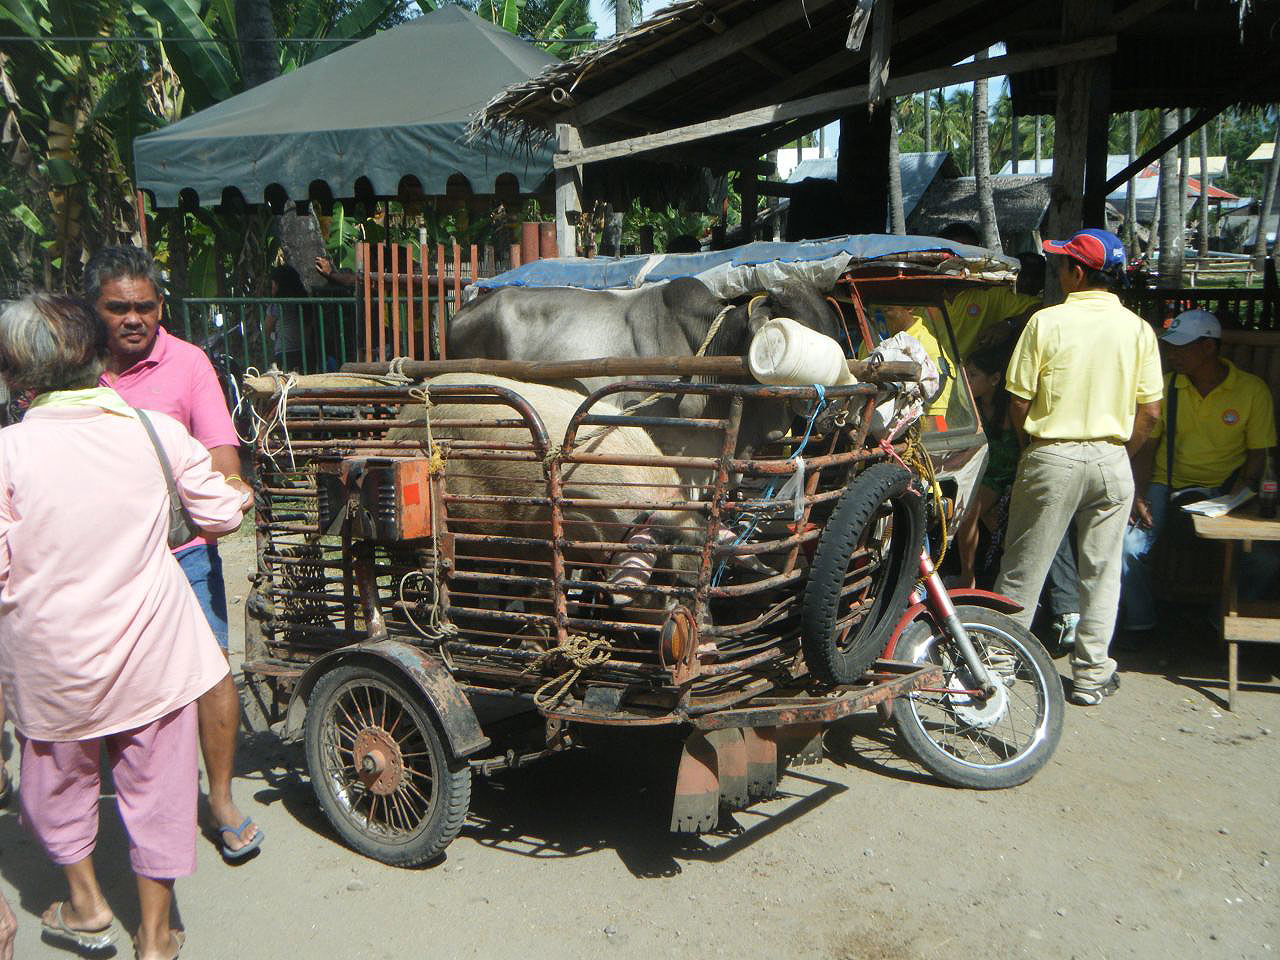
{"left": 748, "top": 316, "right": 856, "bottom": 387}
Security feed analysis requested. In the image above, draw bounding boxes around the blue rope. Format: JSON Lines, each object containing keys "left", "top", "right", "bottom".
{"left": 712, "top": 385, "right": 827, "bottom": 586}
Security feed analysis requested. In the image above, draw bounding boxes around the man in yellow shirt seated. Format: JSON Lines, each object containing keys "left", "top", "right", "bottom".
{"left": 994, "top": 229, "right": 1164, "bottom": 706}
{"left": 1120, "top": 309, "right": 1278, "bottom": 633}
{"left": 866, "top": 305, "right": 954, "bottom": 423}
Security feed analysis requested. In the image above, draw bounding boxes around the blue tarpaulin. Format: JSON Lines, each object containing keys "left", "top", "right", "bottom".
{"left": 472, "top": 234, "right": 1018, "bottom": 299}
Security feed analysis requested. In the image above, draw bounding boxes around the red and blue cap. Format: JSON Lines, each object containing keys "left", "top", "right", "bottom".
{"left": 1042, "top": 228, "right": 1126, "bottom": 271}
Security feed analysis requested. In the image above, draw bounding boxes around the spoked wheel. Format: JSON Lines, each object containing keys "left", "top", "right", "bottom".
{"left": 304, "top": 662, "right": 471, "bottom": 866}
{"left": 802, "top": 463, "right": 924, "bottom": 684}
{"left": 888, "top": 605, "right": 1064, "bottom": 789}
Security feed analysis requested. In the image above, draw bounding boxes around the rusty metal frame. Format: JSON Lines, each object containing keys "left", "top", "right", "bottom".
{"left": 244, "top": 368, "right": 921, "bottom": 734}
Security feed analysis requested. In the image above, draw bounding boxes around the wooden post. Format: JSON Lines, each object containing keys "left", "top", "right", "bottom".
{"left": 361, "top": 241, "right": 372, "bottom": 363}
{"left": 511, "top": 243, "right": 522, "bottom": 268}
{"left": 390, "top": 243, "right": 401, "bottom": 359}
{"left": 837, "top": 105, "right": 891, "bottom": 234}
{"left": 555, "top": 123, "right": 583, "bottom": 258}
{"left": 741, "top": 174, "right": 758, "bottom": 240}
{"left": 868, "top": 0, "right": 892, "bottom": 108}
{"left": 435, "top": 243, "right": 446, "bottom": 359}
{"left": 135, "top": 190, "right": 149, "bottom": 248}
{"left": 1048, "top": 0, "right": 1111, "bottom": 296}
{"left": 452, "top": 240, "right": 462, "bottom": 312}
{"left": 375, "top": 243, "right": 386, "bottom": 362}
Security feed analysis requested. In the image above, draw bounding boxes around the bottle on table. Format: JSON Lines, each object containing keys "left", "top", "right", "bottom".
{"left": 1259, "top": 448, "right": 1277, "bottom": 520}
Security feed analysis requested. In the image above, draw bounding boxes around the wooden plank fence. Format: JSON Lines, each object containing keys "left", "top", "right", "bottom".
{"left": 358, "top": 224, "right": 558, "bottom": 363}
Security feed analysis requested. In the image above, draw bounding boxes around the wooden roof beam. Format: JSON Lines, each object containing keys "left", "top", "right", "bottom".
{"left": 555, "top": 35, "right": 1117, "bottom": 169}
{"left": 565, "top": 0, "right": 844, "bottom": 129}
{"left": 735, "top": 0, "right": 990, "bottom": 112}
{"left": 700, "top": 9, "right": 789, "bottom": 80}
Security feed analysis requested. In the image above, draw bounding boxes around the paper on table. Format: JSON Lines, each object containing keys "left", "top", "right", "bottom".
{"left": 1180, "top": 488, "right": 1255, "bottom": 518}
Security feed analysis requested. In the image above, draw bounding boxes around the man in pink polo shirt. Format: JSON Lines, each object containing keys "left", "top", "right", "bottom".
{"left": 85, "top": 246, "right": 263, "bottom": 861}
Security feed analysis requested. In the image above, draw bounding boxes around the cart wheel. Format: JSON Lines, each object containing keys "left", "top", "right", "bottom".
{"left": 801, "top": 462, "right": 923, "bottom": 685}
{"left": 888, "top": 605, "right": 1064, "bottom": 789}
{"left": 304, "top": 661, "right": 471, "bottom": 867}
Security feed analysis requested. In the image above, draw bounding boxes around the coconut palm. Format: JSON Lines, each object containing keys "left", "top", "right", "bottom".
{"left": 973, "top": 49, "right": 1001, "bottom": 252}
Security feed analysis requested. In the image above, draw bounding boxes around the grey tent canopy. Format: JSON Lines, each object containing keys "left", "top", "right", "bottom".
{"left": 133, "top": 5, "right": 557, "bottom": 209}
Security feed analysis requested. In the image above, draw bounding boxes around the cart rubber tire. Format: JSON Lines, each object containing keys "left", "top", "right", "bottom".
{"left": 304, "top": 661, "right": 471, "bottom": 867}
{"left": 802, "top": 462, "right": 924, "bottom": 685}
{"left": 888, "top": 605, "right": 1064, "bottom": 789}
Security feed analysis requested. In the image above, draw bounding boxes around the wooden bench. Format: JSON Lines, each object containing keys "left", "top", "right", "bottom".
{"left": 1151, "top": 328, "right": 1280, "bottom": 603}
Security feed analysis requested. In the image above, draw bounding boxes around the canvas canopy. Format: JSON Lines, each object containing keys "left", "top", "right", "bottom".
{"left": 134, "top": 5, "right": 557, "bottom": 209}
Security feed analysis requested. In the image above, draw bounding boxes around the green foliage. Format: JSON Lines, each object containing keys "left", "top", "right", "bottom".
{"left": 621, "top": 199, "right": 711, "bottom": 252}
{"left": 0, "top": 0, "right": 408, "bottom": 294}
{"left": 471, "top": 0, "right": 596, "bottom": 56}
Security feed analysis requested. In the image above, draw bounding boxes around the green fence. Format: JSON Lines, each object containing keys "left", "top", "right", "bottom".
{"left": 178, "top": 297, "right": 359, "bottom": 374}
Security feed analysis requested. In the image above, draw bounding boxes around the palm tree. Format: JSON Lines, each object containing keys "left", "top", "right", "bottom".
{"left": 235, "top": 0, "right": 278, "bottom": 89}
{"left": 1157, "top": 110, "right": 1183, "bottom": 286}
{"left": 1125, "top": 111, "right": 1138, "bottom": 257}
{"left": 972, "top": 49, "right": 1000, "bottom": 251}
{"left": 888, "top": 100, "right": 906, "bottom": 234}
{"left": 1252, "top": 109, "right": 1279, "bottom": 271}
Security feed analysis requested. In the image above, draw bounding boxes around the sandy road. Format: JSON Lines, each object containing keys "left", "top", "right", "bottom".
{"left": 2, "top": 526, "right": 1277, "bottom": 960}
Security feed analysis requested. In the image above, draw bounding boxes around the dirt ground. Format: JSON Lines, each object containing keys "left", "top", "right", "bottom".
{"left": 3, "top": 523, "right": 1277, "bottom": 960}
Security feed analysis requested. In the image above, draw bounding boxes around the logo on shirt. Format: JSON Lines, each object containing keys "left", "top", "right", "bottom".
{"left": 1221, "top": 409, "right": 1240, "bottom": 426}
{"left": 966, "top": 304, "right": 980, "bottom": 317}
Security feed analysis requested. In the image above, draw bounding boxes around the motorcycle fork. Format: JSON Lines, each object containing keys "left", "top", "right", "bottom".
{"left": 918, "top": 549, "right": 998, "bottom": 697}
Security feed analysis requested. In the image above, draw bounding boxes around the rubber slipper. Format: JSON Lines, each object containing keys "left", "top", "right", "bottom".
{"left": 134, "top": 929, "right": 185, "bottom": 960}
{"left": 217, "top": 816, "right": 265, "bottom": 861}
{"left": 40, "top": 901, "right": 116, "bottom": 952}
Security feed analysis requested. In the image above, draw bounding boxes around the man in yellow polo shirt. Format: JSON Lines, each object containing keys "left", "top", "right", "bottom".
{"left": 946, "top": 253, "right": 1045, "bottom": 357}
{"left": 1120, "top": 309, "right": 1278, "bottom": 633}
{"left": 994, "top": 229, "right": 1164, "bottom": 706}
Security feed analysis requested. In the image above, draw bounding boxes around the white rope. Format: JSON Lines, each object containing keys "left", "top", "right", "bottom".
{"left": 244, "top": 366, "right": 298, "bottom": 471}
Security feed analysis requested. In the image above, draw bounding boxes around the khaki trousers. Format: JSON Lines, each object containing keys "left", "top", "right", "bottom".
{"left": 994, "top": 440, "right": 1134, "bottom": 689}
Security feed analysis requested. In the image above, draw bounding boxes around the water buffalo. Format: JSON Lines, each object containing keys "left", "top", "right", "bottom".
{"left": 447, "top": 277, "right": 846, "bottom": 463}
{"left": 384, "top": 373, "right": 701, "bottom": 616}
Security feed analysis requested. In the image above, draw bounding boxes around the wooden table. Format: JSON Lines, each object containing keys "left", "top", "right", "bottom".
{"left": 1191, "top": 506, "right": 1280, "bottom": 710}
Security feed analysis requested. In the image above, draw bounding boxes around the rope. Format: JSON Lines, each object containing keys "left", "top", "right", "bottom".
{"left": 406, "top": 386, "right": 447, "bottom": 474}
{"left": 712, "top": 384, "right": 827, "bottom": 586}
{"left": 386, "top": 356, "right": 412, "bottom": 382}
{"left": 883, "top": 423, "right": 949, "bottom": 569}
{"left": 398, "top": 568, "right": 458, "bottom": 643}
{"left": 529, "top": 633, "right": 614, "bottom": 710}
{"left": 244, "top": 366, "right": 298, "bottom": 471}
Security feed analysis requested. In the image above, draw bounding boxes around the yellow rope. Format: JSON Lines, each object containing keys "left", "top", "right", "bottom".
{"left": 901, "top": 423, "right": 949, "bottom": 568}
{"left": 407, "top": 386, "right": 447, "bottom": 474}
{"left": 529, "top": 634, "right": 614, "bottom": 709}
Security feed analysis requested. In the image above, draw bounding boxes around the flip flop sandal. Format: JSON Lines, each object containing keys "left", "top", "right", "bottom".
{"left": 40, "top": 902, "right": 116, "bottom": 952}
{"left": 217, "top": 817, "right": 265, "bottom": 861}
{"left": 134, "top": 929, "right": 186, "bottom": 960}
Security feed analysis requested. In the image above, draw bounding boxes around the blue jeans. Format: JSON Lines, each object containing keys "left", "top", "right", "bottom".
{"left": 177, "top": 543, "right": 229, "bottom": 650}
{"left": 1121, "top": 483, "right": 1280, "bottom": 631}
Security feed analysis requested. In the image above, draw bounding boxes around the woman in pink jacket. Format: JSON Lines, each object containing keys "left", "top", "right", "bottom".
{"left": 0, "top": 294, "right": 245, "bottom": 960}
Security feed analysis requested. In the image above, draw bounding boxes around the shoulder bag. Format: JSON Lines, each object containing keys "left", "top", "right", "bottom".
{"left": 136, "top": 409, "right": 200, "bottom": 548}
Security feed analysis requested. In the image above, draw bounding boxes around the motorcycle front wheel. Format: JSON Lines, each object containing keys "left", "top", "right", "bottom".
{"left": 888, "top": 604, "right": 1064, "bottom": 789}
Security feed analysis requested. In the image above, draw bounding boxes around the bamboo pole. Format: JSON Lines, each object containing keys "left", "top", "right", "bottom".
{"left": 338, "top": 355, "right": 921, "bottom": 383}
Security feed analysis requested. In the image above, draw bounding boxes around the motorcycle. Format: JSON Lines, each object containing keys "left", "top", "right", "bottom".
{"left": 881, "top": 543, "right": 1065, "bottom": 789}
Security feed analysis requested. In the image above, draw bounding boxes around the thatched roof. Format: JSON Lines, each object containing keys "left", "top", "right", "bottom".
{"left": 470, "top": 0, "right": 1280, "bottom": 163}
{"left": 909, "top": 174, "right": 1051, "bottom": 237}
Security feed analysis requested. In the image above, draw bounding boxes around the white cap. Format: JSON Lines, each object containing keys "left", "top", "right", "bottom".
{"left": 1161, "top": 309, "right": 1221, "bottom": 345}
